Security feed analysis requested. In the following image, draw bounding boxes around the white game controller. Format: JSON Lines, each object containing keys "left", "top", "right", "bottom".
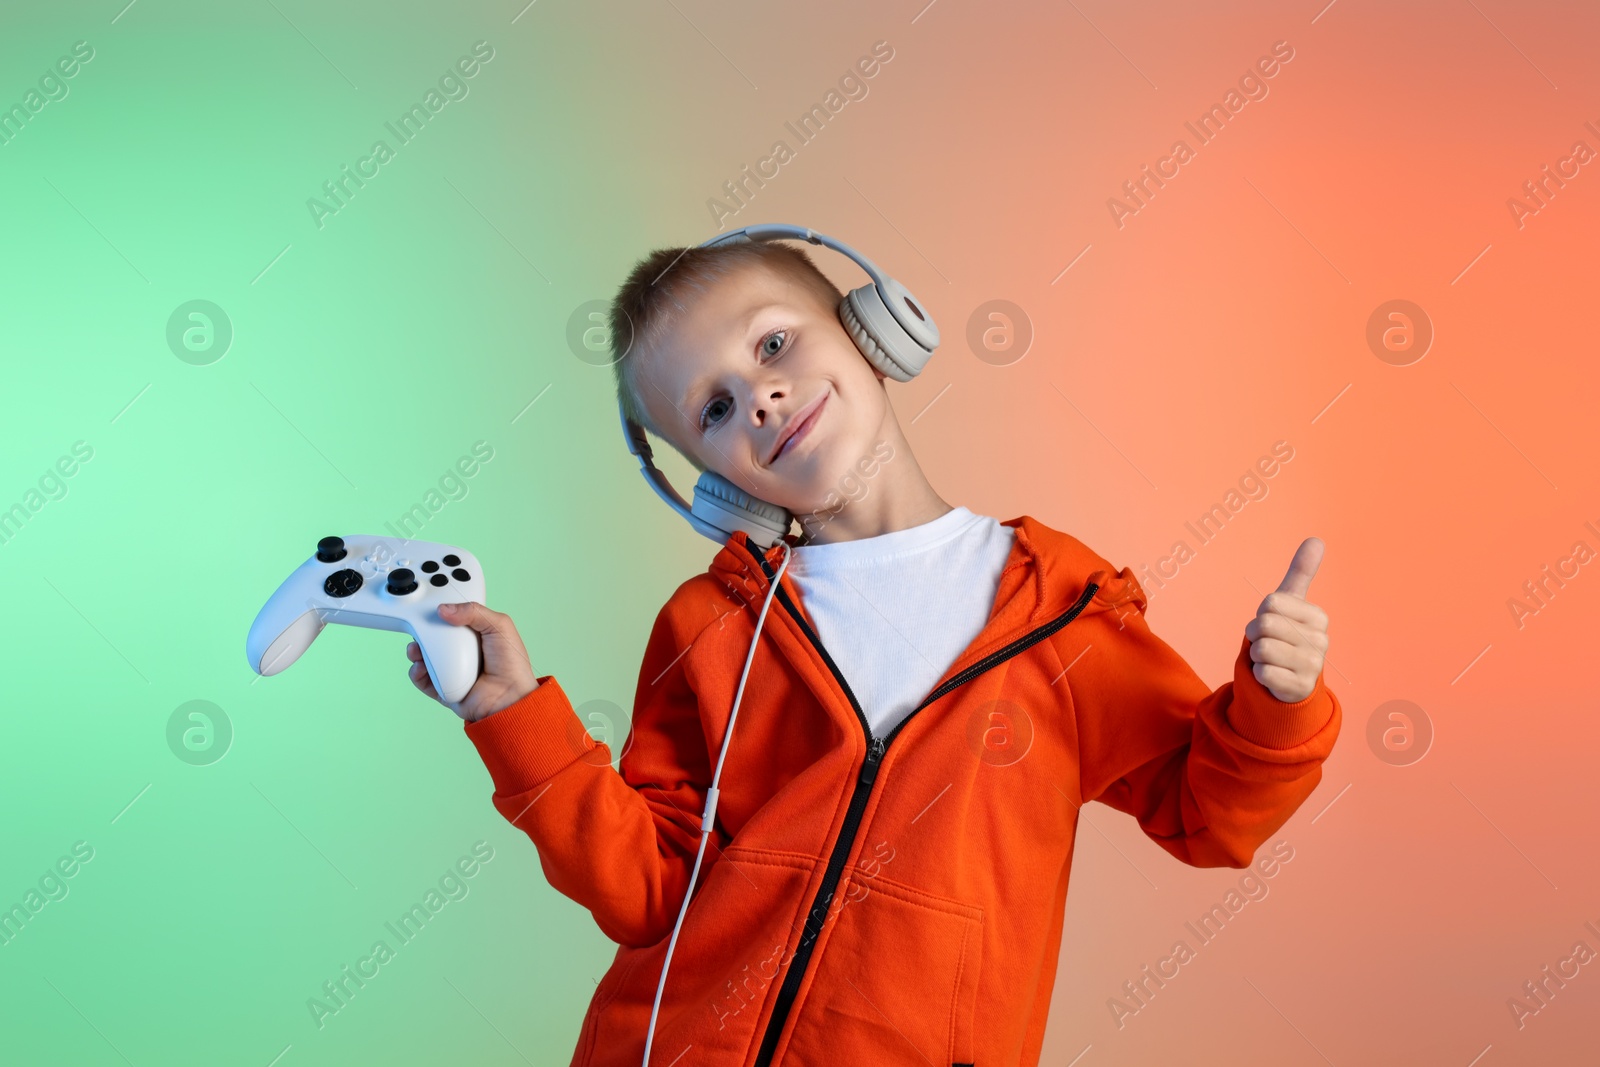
{"left": 247, "top": 535, "right": 486, "bottom": 706}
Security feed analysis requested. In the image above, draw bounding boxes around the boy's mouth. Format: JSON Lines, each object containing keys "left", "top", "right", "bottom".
{"left": 770, "top": 390, "right": 828, "bottom": 464}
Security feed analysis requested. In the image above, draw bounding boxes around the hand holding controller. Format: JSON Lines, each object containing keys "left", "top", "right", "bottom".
{"left": 247, "top": 535, "right": 489, "bottom": 710}
{"left": 407, "top": 601, "right": 540, "bottom": 723}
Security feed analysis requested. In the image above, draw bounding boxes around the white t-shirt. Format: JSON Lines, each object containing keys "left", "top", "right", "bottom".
{"left": 784, "top": 506, "right": 1016, "bottom": 740}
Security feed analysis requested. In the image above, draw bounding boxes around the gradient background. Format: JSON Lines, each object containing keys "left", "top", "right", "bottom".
{"left": 2, "top": 0, "right": 1597, "bottom": 1064}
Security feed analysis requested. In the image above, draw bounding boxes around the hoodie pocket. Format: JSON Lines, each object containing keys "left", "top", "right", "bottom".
{"left": 576, "top": 946, "right": 639, "bottom": 1065}
{"left": 587, "top": 844, "right": 819, "bottom": 1066}
{"left": 778, "top": 870, "right": 984, "bottom": 1064}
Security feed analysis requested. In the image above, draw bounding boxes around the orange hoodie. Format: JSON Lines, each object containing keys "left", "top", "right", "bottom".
{"left": 463, "top": 515, "right": 1341, "bottom": 1066}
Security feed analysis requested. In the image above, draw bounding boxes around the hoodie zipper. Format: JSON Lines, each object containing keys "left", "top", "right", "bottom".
{"left": 738, "top": 535, "right": 1099, "bottom": 1066}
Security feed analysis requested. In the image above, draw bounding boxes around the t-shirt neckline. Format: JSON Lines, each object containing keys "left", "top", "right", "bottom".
{"left": 789, "top": 505, "right": 987, "bottom": 568}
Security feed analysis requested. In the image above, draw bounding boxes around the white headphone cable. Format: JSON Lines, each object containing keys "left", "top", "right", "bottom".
{"left": 641, "top": 538, "right": 793, "bottom": 1066}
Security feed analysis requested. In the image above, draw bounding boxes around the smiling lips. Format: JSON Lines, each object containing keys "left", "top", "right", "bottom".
{"left": 771, "top": 391, "right": 828, "bottom": 464}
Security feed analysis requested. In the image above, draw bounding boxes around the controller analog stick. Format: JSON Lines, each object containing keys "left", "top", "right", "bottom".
{"left": 387, "top": 569, "right": 418, "bottom": 596}
{"left": 317, "top": 536, "right": 347, "bottom": 563}
{"left": 323, "top": 569, "right": 363, "bottom": 598}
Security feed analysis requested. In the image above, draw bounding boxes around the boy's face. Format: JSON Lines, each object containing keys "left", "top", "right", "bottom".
{"left": 633, "top": 262, "right": 891, "bottom": 515}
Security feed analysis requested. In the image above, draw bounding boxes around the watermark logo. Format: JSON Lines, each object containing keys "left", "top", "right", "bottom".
{"left": 566, "top": 299, "right": 629, "bottom": 367}
{"left": 1365, "top": 299, "right": 1432, "bottom": 366}
{"left": 965, "top": 299, "right": 1032, "bottom": 367}
{"left": 166, "top": 300, "right": 232, "bottom": 365}
{"left": 964, "top": 698, "right": 1034, "bottom": 767}
{"left": 167, "top": 700, "right": 233, "bottom": 766}
{"left": 1365, "top": 699, "right": 1432, "bottom": 767}
{"left": 564, "top": 698, "right": 634, "bottom": 766}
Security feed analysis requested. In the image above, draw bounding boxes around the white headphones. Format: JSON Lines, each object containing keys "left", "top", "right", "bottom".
{"left": 618, "top": 223, "right": 942, "bottom": 548}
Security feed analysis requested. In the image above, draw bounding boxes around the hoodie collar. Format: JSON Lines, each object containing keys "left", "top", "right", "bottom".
{"left": 709, "top": 515, "right": 1145, "bottom": 631}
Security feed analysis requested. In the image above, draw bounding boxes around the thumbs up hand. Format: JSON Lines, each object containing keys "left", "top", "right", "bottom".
{"left": 1244, "top": 537, "right": 1330, "bottom": 704}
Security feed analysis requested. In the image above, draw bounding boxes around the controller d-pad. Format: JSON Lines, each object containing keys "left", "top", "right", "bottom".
{"left": 452, "top": 568, "right": 470, "bottom": 582}
{"left": 442, "top": 554, "right": 460, "bottom": 566}
{"left": 324, "top": 569, "right": 363, "bottom": 598}
{"left": 421, "top": 561, "right": 439, "bottom": 573}
{"left": 430, "top": 574, "right": 448, "bottom": 587}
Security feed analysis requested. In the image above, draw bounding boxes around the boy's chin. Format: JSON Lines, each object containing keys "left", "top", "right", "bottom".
{"left": 768, "top": 458, "right": 859, "bottom": 515}
{"left": 712, "top": 437, "right": 853, "bottom": 511}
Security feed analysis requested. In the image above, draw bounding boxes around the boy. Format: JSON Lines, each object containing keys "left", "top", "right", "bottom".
{"left": 407, "top": 238, "right": 1341, "bottom": 1065}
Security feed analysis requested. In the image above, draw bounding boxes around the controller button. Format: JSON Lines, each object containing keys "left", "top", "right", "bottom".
{"left": 430, "top": 574, "right": 449, "bottom": 587}
{"left": 442, "top": 554, "right": 461, "bottom": 566}
{"left": 317, "top": 536, "right": 347, "bottom": 563}
{"left": 387, "top": 569, "right": 418, "bottom": 596}
{"left": 324, "top": 569, "right": 363, "bottom": 598}
{"left": 452, "top": 568, "right": 470, "bottom": 582}
{"left": 421, "top": 560, "right": 439, "bottom": 573}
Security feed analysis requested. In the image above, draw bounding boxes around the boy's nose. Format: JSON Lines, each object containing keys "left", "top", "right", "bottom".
{"left": 748, "top": 386, "right": 786, "bottom": 423}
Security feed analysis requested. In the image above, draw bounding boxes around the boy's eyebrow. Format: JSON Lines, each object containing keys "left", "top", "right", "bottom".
{"left": 678, "top": 301, "right": 782, "bottom": 413}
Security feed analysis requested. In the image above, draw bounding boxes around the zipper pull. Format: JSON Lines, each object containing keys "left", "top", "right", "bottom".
{"left": 859, "top": 736, "right": 885, "bottom": 786}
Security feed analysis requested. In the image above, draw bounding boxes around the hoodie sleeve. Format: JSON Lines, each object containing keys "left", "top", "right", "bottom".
{"left": 461, "top": 593, "right": 718, "bottom": 948}
{"left": 1067, "top": 566, "right": 1341, "bottom": 869}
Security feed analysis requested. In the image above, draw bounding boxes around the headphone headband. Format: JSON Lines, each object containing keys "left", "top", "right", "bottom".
{"left": 700, "top": 224, "right": 937, "bottom": 350}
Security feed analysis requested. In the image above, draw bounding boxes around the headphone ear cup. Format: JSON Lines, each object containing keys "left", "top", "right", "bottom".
{"left": 692, "top": 471, "right": 793, "bottom": 546}
{"left": 840, "top": 284, "right": 938, "bottom": 382}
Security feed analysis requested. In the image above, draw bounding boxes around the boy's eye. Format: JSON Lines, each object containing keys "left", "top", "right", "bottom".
{"left": 701, "top": 396, "right": 731, "bottom": 428}
{"left": 700, "top": 329, "right": 790, "bottom": 430}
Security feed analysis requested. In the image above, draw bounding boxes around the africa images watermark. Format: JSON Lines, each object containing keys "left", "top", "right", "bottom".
{"left": 1505, "top": 517, "right": 1599, "bottom": 630}
{"left": 0, "top": 40, "right": 95, "bottom": 148}
{"left": 1107, "top": 839, "right": 1296, "bottom": 1029}
{"left": 1135, "top": 440, "right": 1296, "bottom": 602}
{"left": 708, "top": 838, "right": 898, "bottom": 1032}
{"left": 1106, "top": 39, "right": 1297, "bottom": 229}
{"left": 0, "top": 440, "right": 95, "bottom": 549}
{"left": 0, "top": 841, "right": 97, "bottom": 949}
{"left": 305, "top": 840, "right": 496, "bottom": 1029}
{"left": 380, "top": 440, "right": 496, "bottom": 542}
{"left": 705, "top": 39, "right": 896, "bottom": 230}
{"left": 1504, "top": 119, "right": 1600, "bottom": 230}
{"left": 796, "top": 438, "right": 897, "bottom": 540}
{"left": 306, "top": 41, "right": 496, "bottom": 229}
{"left": 1506, "top": 918, "right": 1600, "bottom": 1030}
